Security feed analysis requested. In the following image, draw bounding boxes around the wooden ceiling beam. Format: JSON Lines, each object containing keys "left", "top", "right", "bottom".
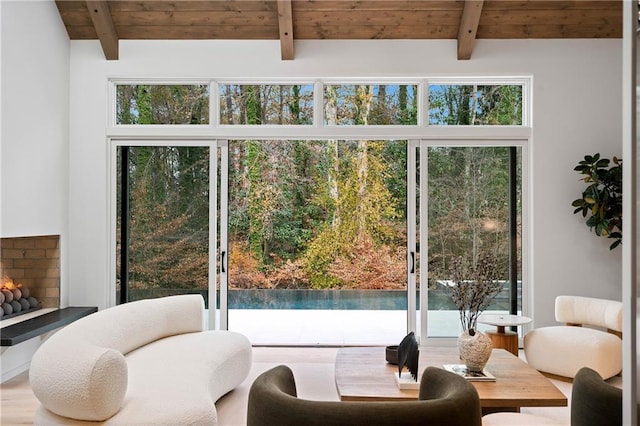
{"left": 85, "top": 1, "right": 119, "bottom": 60}
{"left": 457, "top": 0, "right": 484, "bottom": 60}
{"left": 55, "top": 1, "right": 621, "bottom": 44}
{"left": 277, "top": 0, "right": 294, "bottom": 60}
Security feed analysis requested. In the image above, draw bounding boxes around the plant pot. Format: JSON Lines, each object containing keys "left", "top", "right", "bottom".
{"left": 458, "top": 329, "right": 492, "bottom": 372}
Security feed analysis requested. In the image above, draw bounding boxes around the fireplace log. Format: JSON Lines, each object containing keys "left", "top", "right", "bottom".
{"left": 19, "top": 298, "right": 30, "bottom": 310}
{"left": 2, "top": 303, "right": 13, "bottom": 315}
{"left": 0, "top": 286, "right": 41, "bottom": 320}
{"left": 11, "top": 288, "right": 22, "bottom": 300}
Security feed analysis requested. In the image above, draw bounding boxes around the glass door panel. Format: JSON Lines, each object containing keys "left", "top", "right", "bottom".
{"left": 225, "top": 139, "right": 409, "bottom": 345}
{"left": 424, "top": 146, "right": 522, "bottom": 338}
{"left": 116, "top": 146, "right": 211, "bottom": 306}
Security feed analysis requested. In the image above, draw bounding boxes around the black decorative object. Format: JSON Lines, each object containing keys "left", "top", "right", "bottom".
{"left": 385, "top": 345, "right": 399, "bottom": 364}
{"left": 397, "top": 331, "right": 419, "bottom": 381}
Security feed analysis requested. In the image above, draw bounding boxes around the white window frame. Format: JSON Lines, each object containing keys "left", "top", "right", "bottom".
{"left": 106, "top": 76, "right": 533, "bottom": 343}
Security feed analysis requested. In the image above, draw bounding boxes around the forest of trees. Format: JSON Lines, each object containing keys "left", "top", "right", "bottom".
{"left": 115, "top": 83, "right": 522, "bottom": 299}
{"left": 227, "top": 138, "right": 407, "bottom": 290}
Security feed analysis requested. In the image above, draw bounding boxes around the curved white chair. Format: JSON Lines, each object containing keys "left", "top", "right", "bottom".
{"left": 523, "top": 295, "right": 622, "bottom": 380}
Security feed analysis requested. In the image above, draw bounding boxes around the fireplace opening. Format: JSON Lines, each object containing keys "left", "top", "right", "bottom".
{"left": 0, "top": 235, "right": 60, "bottom": 322}
{"left": 1, "top": 277, "right": 41, "bottom": 320}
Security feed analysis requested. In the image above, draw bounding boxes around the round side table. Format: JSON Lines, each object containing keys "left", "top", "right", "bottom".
{"left": 477, "top": 314, "right": 531, "bottom": 356}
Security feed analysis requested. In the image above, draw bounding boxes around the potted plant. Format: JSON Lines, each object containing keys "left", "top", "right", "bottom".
{"left": 571, "top": 153, "right": 622, "bottom": 250}
{"left": 446, "top": 251, "right": 503, "bottom": 372}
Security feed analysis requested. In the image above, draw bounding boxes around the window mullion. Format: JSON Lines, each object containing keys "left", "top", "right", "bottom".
{"left": 314, "top": 80, "right": 324, "bottom": 127}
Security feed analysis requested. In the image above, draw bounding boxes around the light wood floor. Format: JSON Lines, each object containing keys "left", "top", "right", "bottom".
{"left": 0, "top": 347, "right": 615, "bottom": 426}
{"left": 0, "top": 369, "right": 41, "bottom": 426}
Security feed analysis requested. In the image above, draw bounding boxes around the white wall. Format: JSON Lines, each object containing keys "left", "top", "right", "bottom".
{"left": 0, "top": 0, "right": 70, "bottom": 381}
{"left": 1, "top": 0, "right": 69, "bottom": 239}
{"left": 67, "top": 39, "right": 622, "bottom": 331}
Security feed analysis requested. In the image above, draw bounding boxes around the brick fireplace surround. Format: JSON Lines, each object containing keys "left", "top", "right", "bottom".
{"left": 0, "top": 235, "right": 60, "bottom": 310}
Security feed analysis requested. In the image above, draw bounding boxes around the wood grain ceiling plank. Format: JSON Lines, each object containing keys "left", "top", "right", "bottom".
{"left": 63, "top": 26, "right": 98, "bottom": 39}
{"left": 277, "top": 0, "right": 294, "bottom": 60}
{"left": 110, "top": 11, "right": 278, "bottom": 26}
{"left": 483, "top": 1, "right": 621, "bottom": 11}
{"left": 294, "top": 25, "right": 457, "bottom": 39}
{"left": 57, "top": 10, "right": 93, "bottom": 27}
{"left": 86, "top": 1, "right": 119, "bottom": 60}
{"left": 114, "top": 26, "right": 280, "bottom": 40}
{"left": 477, "top": 24, "right": 621, "bottom": 38}
{"left": 293, "top": 1, "right": 464, "bottom": 12}
{"left": 457, "top": 0, "right": 484, "bottom": 60}
{"left": 55, "top": 0, "right": 89, "bottom": 12}
{"left": 108, "top": 1, "right": 277, "bottom": 12}
{"left": 55, "top": 0, "right": 92, "bottom": 33}
{"left": 480, "top": 9, "right": 621, "bottom": 25}
{"left": 294, "top": 10, "right": 462, "bottom": 27}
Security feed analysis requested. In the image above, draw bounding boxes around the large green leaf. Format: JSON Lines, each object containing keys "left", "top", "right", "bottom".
{"left": 571, "top": 152, "right": 622, "bottom": 250}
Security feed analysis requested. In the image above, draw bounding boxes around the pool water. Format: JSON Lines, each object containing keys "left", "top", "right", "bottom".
{"left": 127, "top": 286, "right": 518, "bottom": 311}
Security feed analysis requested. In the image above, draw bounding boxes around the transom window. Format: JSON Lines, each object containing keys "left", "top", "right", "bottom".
{"left": 115, "top": 84, "right": 210, "bottom": 125}
{"left": 219, "top": 84, "right": 314, "bottom": 125}
{"left": 112, "top": 80, "right": 527, "bottom": 127}
{"left": 323, "top": 84, "right": 418, "bottom": 125}
{"left": 428, "top": 84, "right": 523, "bottom": 126}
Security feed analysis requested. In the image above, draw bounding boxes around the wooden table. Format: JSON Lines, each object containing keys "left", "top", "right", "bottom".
{"left": 478, "top": 314, "right": 532, "bottom": 356}
{"left": 335, "top": 346, "right": 567, "bottom": 413}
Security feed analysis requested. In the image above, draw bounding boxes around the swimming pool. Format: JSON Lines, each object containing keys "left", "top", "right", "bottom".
{"left": 127, "top": 285, "right": 517, "bottom": 310}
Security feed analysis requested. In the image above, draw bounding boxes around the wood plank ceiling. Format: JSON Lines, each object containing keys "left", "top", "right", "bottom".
{"left": 55, "top": 0, "right": 622, "bottom": 61}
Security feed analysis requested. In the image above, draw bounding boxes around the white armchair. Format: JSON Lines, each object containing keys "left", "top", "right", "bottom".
{"left": 523, "top": 295, "right": 622, "bottom": 380}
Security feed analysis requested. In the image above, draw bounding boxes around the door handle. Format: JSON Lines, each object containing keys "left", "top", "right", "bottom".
{"left": 410, "top": 251, "right": 415, "bottom": 274}
{"left": 221, "top": 251, "right": 226, "bottom": 273}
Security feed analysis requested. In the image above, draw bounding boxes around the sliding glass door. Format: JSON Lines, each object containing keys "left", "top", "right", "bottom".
{"left": 114, "top": 140, "right": 523, "bottom": 345}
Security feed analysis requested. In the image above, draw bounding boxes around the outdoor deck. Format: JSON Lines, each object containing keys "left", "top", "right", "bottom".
{"left": 221, "top": 309, "right": 519, "bottom": 346}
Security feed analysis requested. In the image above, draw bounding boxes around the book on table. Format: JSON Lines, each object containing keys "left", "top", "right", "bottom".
{"left": 443, "top": 364, "right": 496, "bottom": 381}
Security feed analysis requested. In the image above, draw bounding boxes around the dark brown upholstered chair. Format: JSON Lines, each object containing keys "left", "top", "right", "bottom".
{"left": 571, "top": 367, "right": 622, "bottom": 426}
{"left": 247, "top": 364, "right": 482, "bottom": 426}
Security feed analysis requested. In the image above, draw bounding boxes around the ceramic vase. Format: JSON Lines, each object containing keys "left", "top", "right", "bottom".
{"left": 457, "top": 329, "right": 492, "bottom": 372}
